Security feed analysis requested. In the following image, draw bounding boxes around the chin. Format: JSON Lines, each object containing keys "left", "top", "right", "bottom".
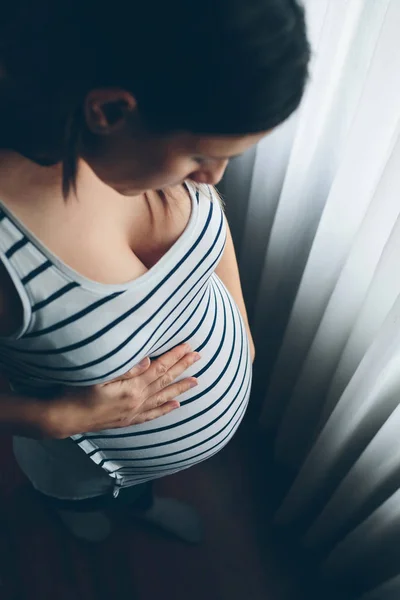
{"left": 108, "top": 176, "right": 185, "bottom": 197}
{"left": 120, "top": 188, "right": 145, "bottom": 197}
{"left": 111, "top": 183, "right": 147, "bottom": 197}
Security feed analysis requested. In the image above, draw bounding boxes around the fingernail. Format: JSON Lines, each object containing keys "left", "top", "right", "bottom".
{"left": 193, "top": 353, "right": 201, "bottom": 362}
{"left": 189, "top": 378, "right": 198, "bottom": 388}
{"left": 184, "top": 342, "right": 192, "bottom": 352}
{"left": 139, "top": 357, "right": 149, "bottom": 367}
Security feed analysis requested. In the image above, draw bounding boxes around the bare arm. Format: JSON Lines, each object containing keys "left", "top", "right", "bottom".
{"left": 0, "top": 348, "right": 200, "bottom": 439}
{"left": 215, "top": 215, "right": 255, "bottom": 363}
{"left": 0, "top": 374, "right": 50, "bottom": 436}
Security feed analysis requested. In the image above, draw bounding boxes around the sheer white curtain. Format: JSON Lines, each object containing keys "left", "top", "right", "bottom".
{"left": 221, "top": 1, "right": 400, "bottom": 598}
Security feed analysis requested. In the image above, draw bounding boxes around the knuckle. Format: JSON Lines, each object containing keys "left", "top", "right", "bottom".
{"left": 119, "top": 387, "right": 130, "bottom": 398}
{"left": 181, "top": 349, "right": 191, "bottom": 361}
{"left": 122, "top": 387, "right": 140, "bottom": 404}
{"left": 172, "top": 344, "right": 186, "bottom": 356}
{"left": 159, "top": 373, "right": 173, "bottom": 388}
{"left": 155, "top": 362, "right": 168, "bottom": 377}
{"left": 120, "top": 390, "right": 132, "bottom": 405}
{"left": 154, "top": 395, "right": 165, "bottom": 407}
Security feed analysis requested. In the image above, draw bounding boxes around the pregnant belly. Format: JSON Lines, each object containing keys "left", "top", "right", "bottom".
{"left": 73, "top": 276, "right": 252, "bottom": 488}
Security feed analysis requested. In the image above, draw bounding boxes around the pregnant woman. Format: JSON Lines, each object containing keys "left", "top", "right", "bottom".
{"left": 0, "top": 0, "right": 309, "bottom": 542}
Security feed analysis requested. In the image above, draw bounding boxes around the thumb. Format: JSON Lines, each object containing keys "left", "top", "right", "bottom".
{"left": 118, "top": 357, "right": 151, "bottom": 380}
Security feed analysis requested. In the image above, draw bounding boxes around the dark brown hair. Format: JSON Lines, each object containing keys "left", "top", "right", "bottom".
{"left": 0, "top": 0, "right": 310, "bottom": 195}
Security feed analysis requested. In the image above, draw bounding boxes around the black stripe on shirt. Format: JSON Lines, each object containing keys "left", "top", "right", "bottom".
{"left": 7, "top": 266, "right": 212, "bottom": 392}
{"left": 18, "top": 225, "right": 223, "bottom": 367}
{"left": 22, "top": 199, "right": 216, "bottom": 344}
{"left": 109, "top": 394, "right": 249, "bottom": 475}
{"left": 2, "top": 203, "right": 226, "bottom": 386}
{"left": 66, "top": 270, "right": 214, "bottom": 384}
{"left": 70, "top": 277, "right": 212, "bottom": 383}
{"left": 91, "top": 341, "right": 250, "bottom": 461}
{"left": 32, "top": 282, "right": 80, "bottom": 312}
{"left": 107, "top": 385, "right": 250, "bottom": 473}
{"left": 149, "top": 283, "right": 214, "bottom": 358}
{"left": 11, "top": 266, "right": 213, "bottom": 386}
{"left": 21, "top": 260, "right": 52, "bottom": 284}
{"left": 5, "top": 237, "right": 29, "bottom": 258}
{"left": 77, "top": 281, "right": 241, "bottom": 442}
{"left": 25, "top": 290, "right": 123, "bottom": 337}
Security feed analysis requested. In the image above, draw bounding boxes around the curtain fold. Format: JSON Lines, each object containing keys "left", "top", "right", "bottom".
{"left": 221, "top": 1, "right": 400, "bottom": 597}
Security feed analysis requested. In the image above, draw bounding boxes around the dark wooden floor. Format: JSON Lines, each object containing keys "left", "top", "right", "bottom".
{"left": 0, "top": 425, "right": 313, "bottom": 600}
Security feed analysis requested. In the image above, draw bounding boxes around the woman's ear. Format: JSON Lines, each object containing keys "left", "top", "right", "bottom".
{"left": 84, "top": 88, "right": 137, "bottom": 134}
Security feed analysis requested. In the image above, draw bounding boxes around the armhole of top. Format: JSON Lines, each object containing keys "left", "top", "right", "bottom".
{"left": 0, "top": 250, "right": 32, "bottom": 341}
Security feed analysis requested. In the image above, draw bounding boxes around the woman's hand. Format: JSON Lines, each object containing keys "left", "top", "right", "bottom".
{"left": 27, "top": 343, "right": 200, "bottom": 439}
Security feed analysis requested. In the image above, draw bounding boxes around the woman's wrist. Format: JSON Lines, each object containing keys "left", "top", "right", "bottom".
{"left": 0, "top": 392, "right": 51, "bottom": 438}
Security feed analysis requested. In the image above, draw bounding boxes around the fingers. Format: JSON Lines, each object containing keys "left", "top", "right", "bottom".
{"left": 140, "top": 343, "right": 197, "bottom": 387}
{"left": 105, "top": 343, "right": 200, "bottom": 401}
{"left": 122, "top": 357, "right": 151, "bottom": 379}
{"left": 145, "top": 377, "right": 198, "bottom": 411}
{"left": 106, "top": 357, "right": 151, "bottom": 384}
{"left": 146, "top": 351, "right": 200, "bottom": 396}
{"left": 134, "top": 375, "right": 199, "bottom": 424}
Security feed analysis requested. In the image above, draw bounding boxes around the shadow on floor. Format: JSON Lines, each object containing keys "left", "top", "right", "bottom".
{"left": 0, "top": 425, "right": 333, "bottom": 600}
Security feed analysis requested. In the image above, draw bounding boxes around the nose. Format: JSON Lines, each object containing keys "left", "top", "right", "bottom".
{"left": 189, "top": 159, "right": 229, "bottom": 185}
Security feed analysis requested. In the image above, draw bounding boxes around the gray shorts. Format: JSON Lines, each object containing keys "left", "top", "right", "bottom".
{"left": 13, "top": 435, "right": 114, "bottom": 500}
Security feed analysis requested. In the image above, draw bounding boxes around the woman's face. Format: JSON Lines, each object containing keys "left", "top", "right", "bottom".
{"left": 81, "top": 90, "right": 268, "bottom": 195}
{"left": 84, "top": 128, "right": 268, "bottom": 196}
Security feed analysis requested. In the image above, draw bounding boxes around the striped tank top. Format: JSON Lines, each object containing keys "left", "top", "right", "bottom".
{"left": 0, "top": 183, "right": 252, "bottom": 494}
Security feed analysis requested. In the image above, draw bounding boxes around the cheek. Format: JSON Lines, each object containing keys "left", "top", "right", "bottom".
{"left": 157, "top": 156, "right": 194, "bottom": 183}
{"left": 97, "top": 139, "right": 195, "bottom": 191}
